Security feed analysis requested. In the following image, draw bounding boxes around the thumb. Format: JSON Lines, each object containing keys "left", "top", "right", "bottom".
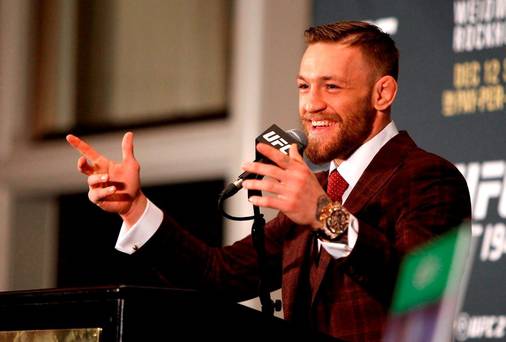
{"left": 288, "top": 143, "right": 304, "bottom": 162}
{"left": 122, "top": 132, "right": 136, "bottom": 161}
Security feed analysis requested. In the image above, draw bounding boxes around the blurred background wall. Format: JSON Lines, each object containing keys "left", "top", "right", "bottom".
{"left": 0, "top": 0, "right": 309, "bottom": 307}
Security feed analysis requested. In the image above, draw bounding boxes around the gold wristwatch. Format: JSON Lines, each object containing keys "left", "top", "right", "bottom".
{"left": 318, "top": 200, "right": 350, "bottom": 241}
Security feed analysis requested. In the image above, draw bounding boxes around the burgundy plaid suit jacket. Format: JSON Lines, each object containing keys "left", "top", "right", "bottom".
{"left": 135, "top": 131, "right": 471, "bottom": 341}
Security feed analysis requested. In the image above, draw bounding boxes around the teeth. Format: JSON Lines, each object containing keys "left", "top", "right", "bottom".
{"left": 312, "top": 120, "right": 332, "bottom": 127}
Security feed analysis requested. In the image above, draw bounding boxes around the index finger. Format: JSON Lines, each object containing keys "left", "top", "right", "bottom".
{"left": 256, "top": 143, "right": 291, "bottom": 169}
{"left": 66, "top": 134, "right": 103, "bottom": 162}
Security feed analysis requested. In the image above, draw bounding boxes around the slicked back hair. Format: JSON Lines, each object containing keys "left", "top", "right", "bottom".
{"left": 304, "top": 21, "right": 399, "bottom": 80}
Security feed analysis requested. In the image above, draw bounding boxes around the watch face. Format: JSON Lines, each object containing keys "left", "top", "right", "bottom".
{"left": 318, "top": 202, "right": 350, "bottom": 241}
{"left": 326, "top": 214, "right": 341, "bottom": 234}
{"left": 326, "top": 208, "right": 347, "bottom": 235}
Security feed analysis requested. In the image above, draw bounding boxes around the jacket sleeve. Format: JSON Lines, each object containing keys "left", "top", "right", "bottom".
{"left": 132, "top": 211, "right": 293, "bottom": 302}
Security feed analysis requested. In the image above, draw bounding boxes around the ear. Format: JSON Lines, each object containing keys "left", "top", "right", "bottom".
{"left": 372, "top": 75, "right": 398, "bottom": 111}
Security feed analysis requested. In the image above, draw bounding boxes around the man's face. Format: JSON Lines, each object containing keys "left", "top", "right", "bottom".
{"left": 298, "top": 42, "right": 377, "bottom": 164}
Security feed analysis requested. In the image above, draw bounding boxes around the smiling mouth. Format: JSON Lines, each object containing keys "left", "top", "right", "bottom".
{"left": 311, "top": 120, "right": 336, "bottom": 128}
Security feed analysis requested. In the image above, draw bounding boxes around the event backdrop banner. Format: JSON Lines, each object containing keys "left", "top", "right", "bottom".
{"left": 313, "top": 1, "right": 506, "bottom": 341}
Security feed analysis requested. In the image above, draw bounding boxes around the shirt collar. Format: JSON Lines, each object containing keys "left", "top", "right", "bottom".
{"left": 329, "top": 121, "right": 399, "bottom": 202}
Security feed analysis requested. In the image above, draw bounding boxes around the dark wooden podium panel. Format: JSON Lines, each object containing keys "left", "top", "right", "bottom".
{"left": 0, "top": 285, "right": 337, "bottom": 341}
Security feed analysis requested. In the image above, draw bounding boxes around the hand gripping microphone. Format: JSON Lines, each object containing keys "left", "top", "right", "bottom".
{"left": 220, "top": 124, "right": 328, "bottom": 200}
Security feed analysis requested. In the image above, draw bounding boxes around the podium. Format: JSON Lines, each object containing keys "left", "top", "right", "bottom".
{"left": 0, "top": 285, "right": 337, "bottom": 341}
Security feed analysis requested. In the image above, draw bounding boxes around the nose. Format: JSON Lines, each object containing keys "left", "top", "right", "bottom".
{"left": 303, "top": 90, "right": 326, "bottom": 113}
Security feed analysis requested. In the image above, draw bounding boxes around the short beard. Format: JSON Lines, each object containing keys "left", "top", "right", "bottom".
{"left": 303, "top": 108, "right": 375, "bottom": 164}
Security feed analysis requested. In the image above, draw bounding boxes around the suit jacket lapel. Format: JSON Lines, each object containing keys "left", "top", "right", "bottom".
{"left": 309, "top": 172, "right": 333, "bottom": 305}
{"left": 310, "top": 244, "right": 332, "bottom": 305}
{"left": 345, "top": 131, "right": 417, "bottom": 215}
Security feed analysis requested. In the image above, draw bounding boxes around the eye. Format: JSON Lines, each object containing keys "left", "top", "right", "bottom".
{"left": 326, "top": 83, "right": 339, "bottom": 90}
{"left": 298, "top": 83, "right": 309, "bottom": 90}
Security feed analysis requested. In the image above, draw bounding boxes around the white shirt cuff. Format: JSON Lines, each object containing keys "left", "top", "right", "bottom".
{"left": 319, "top": 212, "right": 359, "bottom": 259}
{"left": 115, "top": 199, "right": 164, "bottom": 255}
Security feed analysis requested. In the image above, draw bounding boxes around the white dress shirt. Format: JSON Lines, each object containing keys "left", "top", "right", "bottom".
{"left": 115, "top": 121, "right": 399, "bottom": 259}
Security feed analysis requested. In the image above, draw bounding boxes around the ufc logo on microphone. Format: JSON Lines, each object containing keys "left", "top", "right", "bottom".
{"left": 262, "top": 131, "right": 290, "bottom": 154}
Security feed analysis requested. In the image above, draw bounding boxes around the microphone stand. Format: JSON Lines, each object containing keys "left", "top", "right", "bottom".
{"left": 248, "top": 187, "right": 274, "bottom": 316}
{"left": 218, "top": 186, "right": 281, "bottom": 316}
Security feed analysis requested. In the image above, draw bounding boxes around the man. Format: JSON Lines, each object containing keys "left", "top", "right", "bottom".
{"left": 67, "top": 21, "right": 471, "bottom": 341}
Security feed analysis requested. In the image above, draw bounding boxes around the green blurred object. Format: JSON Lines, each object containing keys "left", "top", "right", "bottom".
{"left": 385, "top": 224, "right": 472, "bottom": 342}
{"left": 391, "top": 227, "right": 469, "bottom": 314}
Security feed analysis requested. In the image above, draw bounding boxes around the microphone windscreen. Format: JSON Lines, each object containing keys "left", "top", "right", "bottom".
{"left": 286, "top": 129, "right": 308, "bottom": 148}
{"left": 286, "top": 128, "right": 329, "bottom": 173}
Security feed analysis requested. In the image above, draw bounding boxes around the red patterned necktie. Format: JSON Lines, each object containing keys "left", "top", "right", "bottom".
{"left": 327, "top": 170, "right": 349, "bottom": 203}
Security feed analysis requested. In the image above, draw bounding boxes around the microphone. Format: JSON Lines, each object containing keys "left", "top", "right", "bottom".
{"left": 289, "top": 128, "right": 331, "bottom": 173}
{"left": 220, "top": 124, "right": 329, "bottom": 199}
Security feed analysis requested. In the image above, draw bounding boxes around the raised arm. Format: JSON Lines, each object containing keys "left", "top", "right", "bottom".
{"left": 66, "top": 132, "right": 147, "bottom": 228}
